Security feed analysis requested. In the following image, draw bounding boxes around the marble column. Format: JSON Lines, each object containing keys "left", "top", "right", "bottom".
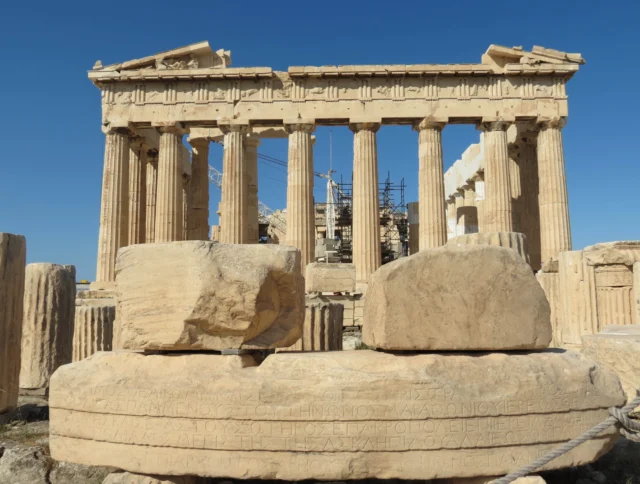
{"left": 154, "top": 124, "right": 186, "bottom": 243}
{"left": 350, "top": 122, "right": 381, "bottom": 284}
{"left": 537, "top": 117, "right": 571, "bottom": 263}
{"left": 454, "top": 190, "right": 465, "bottom": 236}
{"left": 478, "top": 121, "right": 513, "bottom": 232}
{"left": 446, "top": 196, "right": 456, "bottom": 239}
{"left": 285, "top": 122, "right": 315, "bottom": 267}
{"left": 145, "top": 149, "right": 158, "bottom": 243}
{"left": 182, "top": 174, "right": 191, "bottom": 240}
{"left": 245, "top": 135, "right": 261, "bottom": 244}
{"left": 473, "top": 172, "right": 486, "bottom": 233}
{"left": 415, "top": 118, "right": 447, "bottom": 250}
{"left": 188, "top": 138, "right": 210, "bottom": 240}
{"left": 93, "top": 127, "right": 130, "bottom": 289}
{"left": 459, "top": 182, "right": 478, "bottom": 234}
{"left": 127, "top": 137, "right": 147, "bottom": 245}
{"left": 219, "top": 123, "right": 248, "bottom": 244}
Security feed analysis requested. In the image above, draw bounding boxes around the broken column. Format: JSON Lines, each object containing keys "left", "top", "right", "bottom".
{"left": 447, "top": 232, "right": 530, "bottom": 265}
{"left": 281, "top": 297, "right": 344, "bottom": 351}
{"left": 20, "top": 263, "right": 75, "bottom": 395}
{"left": 72, "top": 299, "right": 116, "bottom": 361}
{"left": 0, "top": 233, "right": 26, "bottom": 414}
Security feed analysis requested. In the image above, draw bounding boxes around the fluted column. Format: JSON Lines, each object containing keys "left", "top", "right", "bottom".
{"left": 454, "top": 190, "right": 464, "bottom": 236}
{"left": 182, "top": 174, "right": 191, "bottom": 240}
{"left": 93, "top": 127, "right": 130, "bottom": 289}
{"left": 188, "top": 138, "right": 210, "bottom": 240}
{"left": 285, "top": 122, "right": 315, "bottom": 267}
{"left": 145, "top": 149, "right": 158, "bottom": 243}
{"left": 478, "top": 121, "right": 513, "bottom": 232}
{"left": 245, "top": 135, "right": 261, "bottom": 244}
{"left": 415, "top": 118, "right": 447, "bottom": 250}
{"left": 537, "top": 117, "right": 571, "bottom": 263}
{"left": 154, "top": 124, "right": 186, "bottom": 243}
{"left": 128, "top": 137, "right": 147, "bottom": 245}
{"left": 473, "top": 172, "right": 486, "bottom": 233}
{"left": 446, "top": 197, "right": 456, "bottom": 239}
{"left": 350, "top": 122, "right": 381, "bottom": 284}
{"left": 459, "top": 182, "right": 478, "bottom": 234}
{"left": 219, "top": 123, "right": 249, "bottom": 244}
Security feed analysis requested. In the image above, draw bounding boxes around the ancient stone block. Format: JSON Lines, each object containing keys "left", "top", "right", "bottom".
{"left": 536, "top": 272, "right": 561, "bottom": 346}
{"left": 583, "top": 240, "right": 640, "bottom": 266}
{"left": 0, "top": 233, "right": 26, "bottom": 414}
{"left": 280, "top": 297, "right": 343, "bottom": 351}
{"left": 103, "top": 472, "right": 203, "bottom": 484}
{"left": 363, "top": 246, "right": 551, "bottom": 351}
{"left": 305, "top": 263, "right": 356, "bottom": 293}
{"left": 49, "top": 350, "right": 624, "bottom": 481}
{"left": 72, "top": 299, "right": 116, "bottom": 361}
{"left": 557, "top": 250, "right": 596, "bottom": 346}
{"left": 20, "top": 263, "right": 75, "bottom": 394}
{"left": 594, "top": 264, "right": 636, "bottom": 326}
{"left": 115, "top": 241, "right": 304, "bottom": 350}
{"left": 446, "top": 231, "right": 530, "bottom": 264}
{"left": 582, "top": 325, "right": 640, "bottom": 404}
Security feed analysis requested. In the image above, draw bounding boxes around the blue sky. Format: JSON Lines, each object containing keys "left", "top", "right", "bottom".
{"left": 1, "top": 0, "right": 638, "bottom": 280}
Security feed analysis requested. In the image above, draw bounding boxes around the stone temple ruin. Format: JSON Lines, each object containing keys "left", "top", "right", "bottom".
{"left": 0, "top": 41, "right": 639, "bottom": 484}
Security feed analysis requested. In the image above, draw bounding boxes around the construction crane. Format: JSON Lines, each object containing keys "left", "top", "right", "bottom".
{"left": 208, "top": 165, "right": 287, "bottom": 235}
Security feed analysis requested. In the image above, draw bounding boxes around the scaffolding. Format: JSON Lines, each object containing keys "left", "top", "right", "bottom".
{"left": 328, "top": 172, "right": 407, "bottom": 264}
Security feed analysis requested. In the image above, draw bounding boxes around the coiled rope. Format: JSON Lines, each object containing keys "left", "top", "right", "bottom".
{"left": 493, "top": 390, "right": 640, "bottom": 484}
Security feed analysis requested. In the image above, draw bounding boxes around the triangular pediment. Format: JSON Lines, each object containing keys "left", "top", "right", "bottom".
{"left": 92, "top": 41, "right": 231, "bottom": 72}
{"left": 482, "top": 44, "right": 585, "bottom": 68}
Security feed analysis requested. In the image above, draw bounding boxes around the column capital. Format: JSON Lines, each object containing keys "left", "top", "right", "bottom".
{"left": 101, "top": 124, "right": 132, "bottom": 136}
{"left": 218, "top": 121, "right": 249, "bottom": 135}
{"left": 244, "top": 133, "right": 261, "bottom": 148}
{"left": 188, "top": 137, "right": 209, "bottom": 148}
{"left": 413, "top": 116, "right": 447, "bottom": 132}
{"left": 349, "top": 121, "right": 381, "bottom": 133}
{"left": 536, "top": 116, "right": 567, "bottom": 130}
{"left": 146, "top": 148, "right": 159, "bottom": 163}
{"left": 477, "top": 119, "right": 513, "bottom": 132}
{"left": 129, "top": 136, "right": 146, "bottom": 149}
{"left": 153, "top": 122, "right": 188, "bottom": 136}
{"left": 284, "top": 120, "right": 315, "bottom": 134}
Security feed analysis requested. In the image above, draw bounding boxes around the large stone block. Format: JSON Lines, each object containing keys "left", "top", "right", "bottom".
{"left": 363, "top": 246, "right": 551, "bottom": 351}
{"left": 72, "top": 299, "right": 116, "bottom": 361}
{"left": 583, "top": 240, "right": 640, "bottom": 266}
{"left": 20, "top": 263, "right": 75, "bottom": 394}
{"left": 582, "top": 325, "right": 640, "bottom": 404}
{"left": 50, "top": 350, "right": 624, "bottom": 481}
{"left": 0, "top": 233, "right": 26, "bottom": 413}
{"left": 280, "top": 297, "right": 343, "bottom": 351}
{"left": 305, "top": 263, "right": 356, "bottom": 293}
{"left": 115, "top": 241, "right": 304, "bottom": 350}
{"left": 103, "top": 472, "right": 203, "bottom": 484}
{"left": 447, "top": 231, "right": 530, "bottom": 264}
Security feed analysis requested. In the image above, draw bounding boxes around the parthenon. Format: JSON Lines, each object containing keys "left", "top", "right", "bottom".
{"left": 88, "top": 41, "right": 583, "bottom": 288}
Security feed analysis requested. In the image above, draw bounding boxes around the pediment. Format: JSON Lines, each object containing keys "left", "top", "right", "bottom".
{"left": 482, "top": 45, "right": 585, "bottom": 68}
{"left": 92, "top": 41, "right": 231, "bottom": 72}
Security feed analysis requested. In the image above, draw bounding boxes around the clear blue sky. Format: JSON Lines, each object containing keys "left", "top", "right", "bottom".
{"left": 1, "top": 0, "right": 638, "bottom": 280}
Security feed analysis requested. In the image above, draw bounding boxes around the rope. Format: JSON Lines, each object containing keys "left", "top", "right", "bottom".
{"left": 493, "top": 390, "right": 640, "bottom": 484}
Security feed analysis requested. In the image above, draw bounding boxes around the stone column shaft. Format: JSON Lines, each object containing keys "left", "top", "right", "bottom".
{"left": 94, "top": 128, "right": 130, "bottom": 287}
{"left": 20, "top": 263, "right": 75, "bottom": 393}
{"left": 154, "top": 125, "right": 185, "bottom": 243}
{"left": 479, "top": 122, "right": 513, "bottom": 232}
{"left": 188, "top": 139, "right": 210, "bottom": 240}
{"left": 538, "top": 118, "right": 572, "bottom": 262}
{"left": 454, "top": 192, "right": 465, "bottom": 236}
{"left": 73, "top": 301, "right": 115, "bottom": 362}
{"left": 351, "top": 122, "right": 381, "bottom": 284}
{"left": 145, "top": 150, "right": 158, "bottom": 243}
{"left": 245, "top": 136, "right": 261, "bottom": 244}
{"left": 182, "top": 175, "right": 191, "bottom": 240}
{"left": 128, "top": 137, "right": 147, "bottom": 245}
{"left": 0, "top": 233, "right": 26, "bottom": 413}
{"left": 286, "top": 123, "right": 315, "bottom": 267}
{"left": 415, "top": 119, "right": 447, "bottom": 250}
{"left": 220, "top": 124, "right": 248, "bottom": 244}
{"left": 446, "top": 198, "right": 456, "bottom": 239}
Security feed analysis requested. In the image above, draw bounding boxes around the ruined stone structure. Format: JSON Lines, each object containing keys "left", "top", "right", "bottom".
{"left": 20, "top": 263, "right": 75, "bottom": 395}
{"left": 0, "top": 233, "right": 26, "bottom": 414}
{"left": 88, "top": 41, "right": 583, "bottom": 285}
{"left": 72, "top": 299, "right": 116, "bottom": 361}
{"left": 280, "top": 297, "right": 344, "bottom": 351}
{"left": 537, "top": 241, "right": 640, "bottom": 348}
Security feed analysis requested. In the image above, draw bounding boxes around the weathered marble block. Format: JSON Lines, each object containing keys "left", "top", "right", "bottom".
{"left": 20, "top": 263, "right": 75, "bottom": 394}
{"left": 305, "top": 262, "right": 356, "bottom": 293}
{"left": 364, "top": 245, "right": 551, "bottom": 351}
{"left": 72, "top": 299, "right": 116, "bottom": 361}
{"left": 115, "top": 241, "right": 304, "bottom": 350}
{"left": 447, "top": 231, "right": 530, "bottom": 264}
{"left": 49, "top": 350, "right": 623, "bottom": 481}
{"left": 0, "top": 233, "right": 26, "bottom": 413}
{"left": 582, "top": 324, "right": 640, "bottom": 404}
{"left": 280, "top": 297, "right": 343, "bottom": 351}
